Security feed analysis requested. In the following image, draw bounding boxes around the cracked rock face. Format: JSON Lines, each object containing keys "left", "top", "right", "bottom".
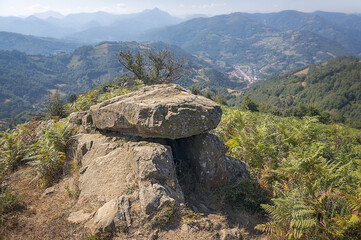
{"left": 70, "top": 134, "right": 184, "bottom": 234}
{"left": 90, "top": 84, "right": 222, "bottom": 139}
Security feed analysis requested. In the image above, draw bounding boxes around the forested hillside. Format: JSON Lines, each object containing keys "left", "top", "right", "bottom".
{"left": 0, "top": 32, "right": 81, "bottom": 55}
{"left": 246, "top": 10, "right": 361, "bottom": 56}
{"left": 140, "top": 11, "right": 355, "bottom": 81}
{"left": 241, "top": 56, "right": 361, "bottom": 121}
{"left": 0, "top": 41, "right": 239, "bottom": 122}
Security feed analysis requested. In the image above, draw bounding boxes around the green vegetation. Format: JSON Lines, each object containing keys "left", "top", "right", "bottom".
{"left": 0, "top": 31, "right": 80, "bottom": 55}
{"left": 0, "top": 121, "right": 40, "bottom": 223}
{"left": 217, "top": 107, "right": 361, "bottom": 239}
{"left": 118, "top": 49, "right": 188, "bottom": 85}
{"left": 151, "top": 202, "right": 176, "bottom": 228}
{"left": 241, "top": 96, "right": 259, "bottom": 112}
{"left": 65, "top": 75, "right": 139, "bottom": 114}
{"left": 0, "top": 41, "right": 239, "bottom": 124}
{"left": 247, "top": 10, "right": 361, "bottom": 56}
{"left": 144, "top": 12, "right": 352, "bottom": 79}
{"left": 46, "top": 90, "right": 66, "bottom": 118}
{"left": 240, "top": 56, "right": 361, "bottom": 125}
{"left": 0, "top": 188, "right": 21, "bottom": 223}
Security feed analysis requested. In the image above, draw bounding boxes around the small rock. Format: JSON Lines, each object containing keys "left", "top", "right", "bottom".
{"left": 44, "top": 186, "right": 55, "bottom": 195}
{"left": 79, "top": 166, "right": 88, "bottom": 174}
{"left": 198, "top": 203, "right": 209, "bottom": 213}
{"left": 85, "top": 196, "right": 132, "bottom": 235}
{"left": 220, "top": 228, "right": 243, "bottom": 240}
{"left": 192, "top": 205, "right": 199, "bottom": 212}
{"left": 225, "top": 156, "right": 249, "bottom": 180}
{"left": 149, "top": 230, "right": 159, "bottom": 240}
{"left": 87, "top": 199, "right": 118, "bottom": 234}
{"left": 68, "top": 210, "right": 93, "bottom": 224}
{"left": 181, "top": 223, "right": 191, "bottom": 233}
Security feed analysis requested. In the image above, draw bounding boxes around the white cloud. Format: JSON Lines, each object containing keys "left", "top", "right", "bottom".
{"left": 29, "top": 4, "right": 51, "bottom": 13}
{"left": 199, "top": 3, "right": 226, "bottom": 9}
{"left": 96, "top": 3, "right": 127, "bottom": 14}
{"left": 116, "top": 3, "right": 126, "bottom": 8}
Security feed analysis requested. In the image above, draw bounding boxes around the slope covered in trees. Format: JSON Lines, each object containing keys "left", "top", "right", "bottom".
{"left": 246, "top": 10, "right": 361, "bottom": 56}
{"left": 0, "top": 32, "right": 81, "bottom": 55}
{"left": 0, "top": 41, "right": 240, "bottom": 122}
{"left": 241, "top": 56, "right": 361, "bottom": 121}
{"left": 140, "top": 11, "right": 355, "bottom": 80}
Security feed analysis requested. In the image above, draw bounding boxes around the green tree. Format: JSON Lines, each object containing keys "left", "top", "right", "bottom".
{"left": 241, "top": 96, "right": 259, "bottom": 112}
{"left": 46, "top": 90, "right": 65, "bottom": 118}
{"left": 118, "top": 49, "right": 188, "bottom": 85}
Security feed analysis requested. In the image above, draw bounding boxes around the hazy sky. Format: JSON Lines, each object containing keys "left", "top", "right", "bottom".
{"left": 1, "top": 0, "right": 360, "bottom": 17}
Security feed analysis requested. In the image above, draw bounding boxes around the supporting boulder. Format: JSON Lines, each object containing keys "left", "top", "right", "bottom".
{"left": 174, "top": 133, "right": 249, "bottom": 187}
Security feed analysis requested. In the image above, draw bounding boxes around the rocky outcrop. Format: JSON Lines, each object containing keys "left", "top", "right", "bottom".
{"left": 68, "top": 110, "right": 93, "bottom": 134}
{"left": 67, "top": 84, "right": 249, "bottom": 236}
{"left": 90, "top": 84, "right": 222, "bottom": 139}
{"left": 69, "top": 133, "right": 184, "bottom": 234}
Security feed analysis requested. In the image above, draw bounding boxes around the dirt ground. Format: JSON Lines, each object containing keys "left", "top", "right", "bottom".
{"left": 1, "top": 166, "right": 268, "bottom": 240}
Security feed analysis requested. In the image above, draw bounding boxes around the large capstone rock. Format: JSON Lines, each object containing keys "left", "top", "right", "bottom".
{"left": 89, "top": 84, "right": 222, "bottom": 139}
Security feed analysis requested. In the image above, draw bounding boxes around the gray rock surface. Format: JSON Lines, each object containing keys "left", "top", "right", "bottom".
{"left": 67, "top": 210, "right": 94, "bottom": 224}
{"left": 86, "top": 196, "right": 131, "bottom": 235}
{"left": 70, "top": 133, "right": 184, "bottom": 234}
{"left": 175, "top": 133, "right": 248, "bottom": 187}
{"left": 139, "top": 179, "right": 183, "bottom": 215}
{"left": 176, "top": 133, "right": 229, "bottom": 187}
{"left": 90, "top": 84, "right": 222, "bottom": 139}
{"left": 225, "top": 156, "right": 249, "bottom": 180}
{"left": 220, "top": 228, "right": 243, "bottom": 240}
{"left": 68, "top": 110, "right": 94, "bottom": 133}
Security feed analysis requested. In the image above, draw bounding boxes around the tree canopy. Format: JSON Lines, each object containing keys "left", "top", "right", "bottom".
{"left": 118, "top": 49, "right": 188, "bottom": 85}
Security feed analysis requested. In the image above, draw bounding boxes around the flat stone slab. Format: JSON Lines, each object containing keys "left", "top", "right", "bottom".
{"left": 90, "top": 84, "right": 222, "bottom": 139}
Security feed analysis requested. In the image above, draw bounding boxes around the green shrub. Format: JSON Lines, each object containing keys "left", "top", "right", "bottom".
{"left": 0, "top": 188, "right": 20, "bottom": 223}
{"left": 0, "top": 121, "right": 39, "bottom": 172}
{"left": 29, "top": 120, "right": 74, "bottom": 187}
{"left": 151, "top": 202, "right": 176, "bottom": 228}
{"left": 217, "top": 107, "right": 361, "bottom": 239}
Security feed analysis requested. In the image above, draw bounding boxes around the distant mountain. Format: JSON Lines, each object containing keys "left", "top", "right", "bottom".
{"left": 0, "top": 41, "right": 237, "bottom": 120}
{"left": 0, "top": 15, "right": 75, "bottom": 38}
{"left": 311, "top": 11, "right": 361, "bottom": 33}
{"left": 45, "top": 11, "right": 121, "bottom": 32}
{"left": 0, "top": 32, "right": 81, "bottom": 55}
{"left": 33, "top": 11, "right": 64, "bottom": 19}
{"left": 67, "top": 8, "right": 182, "bottom": 42}
{"left": 0, "top": 8, "right": 183, "bottom": 41}
{"left": 246, "top": 10, "right": 361, "bottom": 57}
{"left": 241, "top": 56, "right": 361, "bottom": 120}
{"left": 140, "top": 12, "right": 352, "bottom": 80}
